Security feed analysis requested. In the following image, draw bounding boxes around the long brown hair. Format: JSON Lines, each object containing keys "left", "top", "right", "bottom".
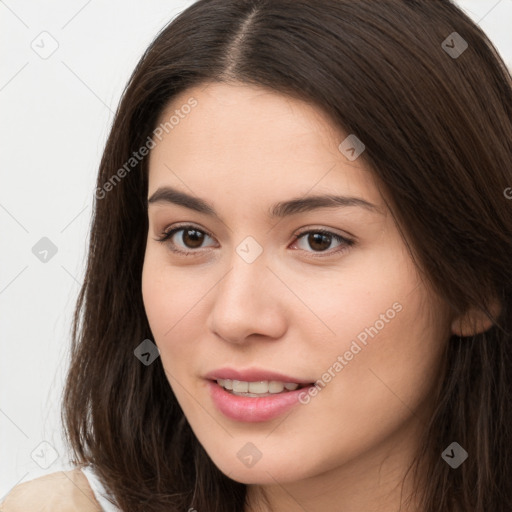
{"left": 61, "top": 1, "right": 512, "bottom": 510}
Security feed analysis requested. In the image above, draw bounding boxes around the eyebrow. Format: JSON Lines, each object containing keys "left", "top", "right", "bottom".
{"left": 147, "top": 186, "right": 382, "bottom": 219}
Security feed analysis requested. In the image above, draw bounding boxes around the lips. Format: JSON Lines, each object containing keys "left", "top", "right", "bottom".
{"left": 203, "top": 367, "right": 313, "bottom": 385}
{"left": 203, "top": 367, "right": 316, "bottom": 421}
{"left": 206, "top": 380, "right": 315, "bottom": 422}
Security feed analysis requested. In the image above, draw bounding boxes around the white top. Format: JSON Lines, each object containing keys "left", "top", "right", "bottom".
{"left": 80, "top": 464, "right": 123, "bottom": 512}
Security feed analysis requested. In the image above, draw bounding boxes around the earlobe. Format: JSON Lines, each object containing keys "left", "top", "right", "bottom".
{"left": 450, "top": 298, "right": 502, "bottom": 337}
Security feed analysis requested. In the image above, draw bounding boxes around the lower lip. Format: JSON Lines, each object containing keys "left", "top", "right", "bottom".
{"left": 207, "top": 380, "right": 312, "bottom": 423}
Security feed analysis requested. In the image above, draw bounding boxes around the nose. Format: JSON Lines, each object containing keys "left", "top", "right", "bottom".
{"left": 207, "top": 251, "right": 288, "bottom": 345}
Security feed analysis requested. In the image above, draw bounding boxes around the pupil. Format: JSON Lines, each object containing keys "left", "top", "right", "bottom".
{"left": 309, "top": 233, "right": 331, "bottom": 251}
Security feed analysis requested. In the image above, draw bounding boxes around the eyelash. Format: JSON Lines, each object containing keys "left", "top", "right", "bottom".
{"left": 155, "top": 223, "right": 355, "bottom": 258}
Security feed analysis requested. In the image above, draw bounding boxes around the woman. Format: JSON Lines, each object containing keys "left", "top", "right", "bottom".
{"left": 2, "top": 0, "right": 511, "bottom": 510}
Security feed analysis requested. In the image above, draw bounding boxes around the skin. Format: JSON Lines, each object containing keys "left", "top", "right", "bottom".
{"left": 141, "top": 82, "right": 488, "bottom": 512}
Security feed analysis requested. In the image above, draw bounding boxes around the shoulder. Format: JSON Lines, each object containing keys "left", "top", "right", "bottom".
{"left": 0, "top": 468, "right": 102, "bottom": 512}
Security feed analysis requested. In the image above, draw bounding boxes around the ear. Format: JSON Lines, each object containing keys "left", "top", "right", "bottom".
{"left": 451, "top": 298, "right": 502, "bottom": 337}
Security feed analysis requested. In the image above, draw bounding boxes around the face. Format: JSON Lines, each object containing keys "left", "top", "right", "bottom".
{"left": 141, "top": 82, "right": 453, "bottom": 491}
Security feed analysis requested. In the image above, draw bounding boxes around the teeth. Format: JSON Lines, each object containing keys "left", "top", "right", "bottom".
{"left": 249, "top": 381, "right": 269, "bottom": 393}
{"left": 217, "top": 379, "right": 301, "bottom": 395}
{"left": 268, "top": 381, "right": 284, "bottom": 393}
{"left": 232, "top": 380, "right": 249, "bottom": 393}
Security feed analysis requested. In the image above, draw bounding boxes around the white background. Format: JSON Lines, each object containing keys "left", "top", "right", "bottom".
{"left": 1, "top": 0, "right": 511, "bottom": 500}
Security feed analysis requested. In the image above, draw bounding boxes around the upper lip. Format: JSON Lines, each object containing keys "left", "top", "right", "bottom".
{"left": 204, "top": 367, "right": 313, "bottom": 384}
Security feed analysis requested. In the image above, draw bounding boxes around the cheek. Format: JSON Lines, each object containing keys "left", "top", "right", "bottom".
{"left": 303, "top": 241, "right": 448, "bottom": 412}
{"left": 141, "top": 252, "right": 169, "bottom": 335}
{"left": 289, "top": 240, "right": 413, "bottom": 357}
{"left": 142, "top": 246, "right": 190, "bottom": 332}
{"left": 141, "top": 248, "right": 208, "bottom": 372}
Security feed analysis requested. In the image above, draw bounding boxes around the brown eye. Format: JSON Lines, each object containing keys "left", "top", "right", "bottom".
{"left": 307, "top": 232, "right": 333, "bottom": 252}
{"left": 156, "top": 225, "right": 216, "bottom": 254}
{"left": 293, "top": 229, "right": 354, "bottom": 257}
{"left": 180, "top": 228, "right": 205, "bottom": 249}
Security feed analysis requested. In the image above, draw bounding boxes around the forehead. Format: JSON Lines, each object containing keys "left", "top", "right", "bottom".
{"left": 147, "top": 82, "right": 382, "bottom": 209}
{"left": 153, "top": 82, "right": 344, "bottom": 158}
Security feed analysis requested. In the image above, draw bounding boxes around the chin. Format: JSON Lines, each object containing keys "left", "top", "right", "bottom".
{"left": 222, "top": 465, "right": 294, "bottom": 485}
{"left": 207, "top": 449, "right": 308, "bottom": 485}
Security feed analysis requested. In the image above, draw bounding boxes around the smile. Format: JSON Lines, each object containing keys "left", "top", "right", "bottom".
{"left": 216, "top": 378, "right": 307, "bottom": 396}
{"left": 207, "top": 379, "right": 315, "bottom": 422}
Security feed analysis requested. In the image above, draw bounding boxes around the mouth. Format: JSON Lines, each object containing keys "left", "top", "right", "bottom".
{"left": 207, "top": 378, "right": 316, "bottom": 422}
{"left": 213, "top": 378, "right": 312, "bottom": 397}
